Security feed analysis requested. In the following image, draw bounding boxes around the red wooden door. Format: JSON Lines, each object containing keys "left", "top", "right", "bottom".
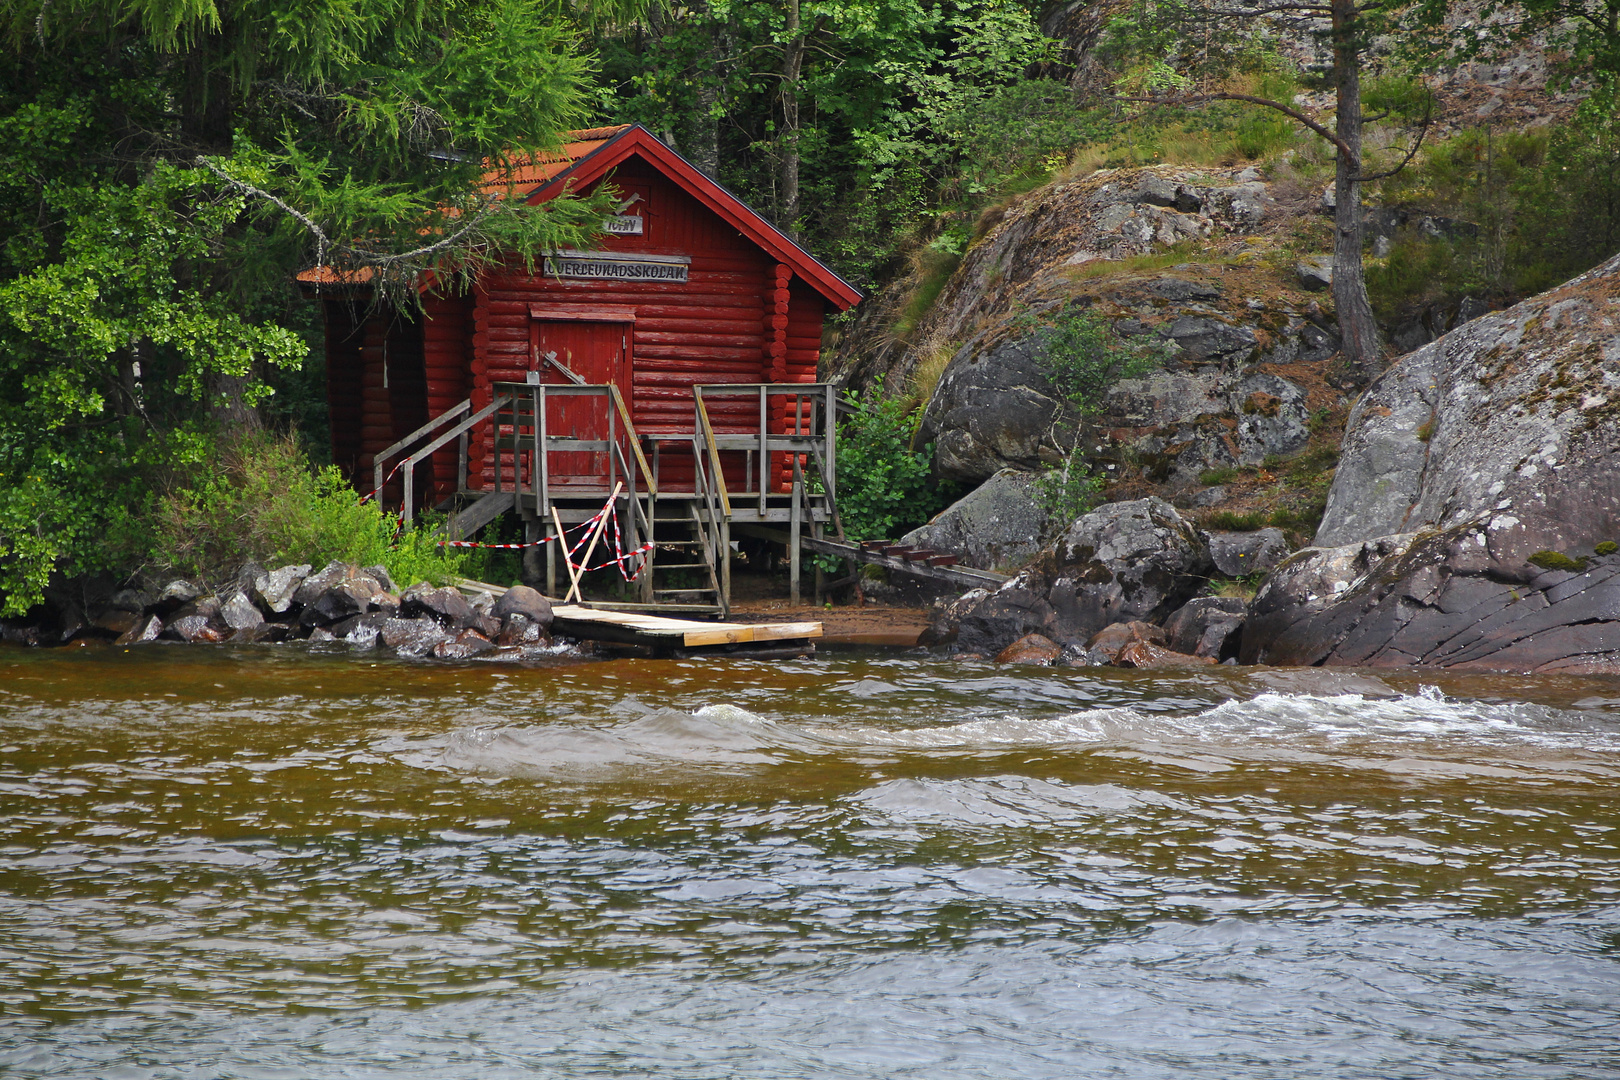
{"left": 531, "top": 318, "right": 631, "bottom": 489}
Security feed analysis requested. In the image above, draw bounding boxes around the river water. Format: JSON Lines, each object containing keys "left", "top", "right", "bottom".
{"left": 1, "top": 644, "right": 1618, "bottom": 1078}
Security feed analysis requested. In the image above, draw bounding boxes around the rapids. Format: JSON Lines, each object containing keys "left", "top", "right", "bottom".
{"left": 1, "top": 645, "right": 1617, "bottom": 1077}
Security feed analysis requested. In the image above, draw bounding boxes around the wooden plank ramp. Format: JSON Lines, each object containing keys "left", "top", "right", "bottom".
{"left": 549, "top": 605, "right": 822, "bottom": 649}
{"left": 452, "top": 579, "right": 821, "bottom": 651}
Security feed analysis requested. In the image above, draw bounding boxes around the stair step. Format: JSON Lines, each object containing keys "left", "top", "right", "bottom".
{"left": 656, "top": 589, "right": 720, "bottom": 597}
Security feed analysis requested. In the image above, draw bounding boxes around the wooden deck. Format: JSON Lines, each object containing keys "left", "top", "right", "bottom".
{"left": 549, "top": 605, "right": 821, "bottom": 648}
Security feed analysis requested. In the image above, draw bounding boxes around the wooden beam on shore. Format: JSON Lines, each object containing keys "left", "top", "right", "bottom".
{"left": 550, "top": 605, "right": 821, "bottom": 648}
{"left": 733, "top": 526, "right": 1010, "bottom": 591}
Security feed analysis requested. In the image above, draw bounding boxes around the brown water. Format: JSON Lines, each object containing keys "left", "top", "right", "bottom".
{"left": 1, "top": 643, "right": 1619, "bottom": 1078}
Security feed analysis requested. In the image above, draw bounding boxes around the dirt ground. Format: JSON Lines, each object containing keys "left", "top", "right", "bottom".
{"left": 726, "top": 569, "right": 935, "bottom": 646}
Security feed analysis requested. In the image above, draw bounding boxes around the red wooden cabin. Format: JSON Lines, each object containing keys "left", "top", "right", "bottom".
{"left": 306, "top": 125, "right": 862, "bottom": 611}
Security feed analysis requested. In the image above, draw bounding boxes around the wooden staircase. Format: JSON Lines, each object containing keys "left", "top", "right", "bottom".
{"left": 370, "top": 379, "right": 999, "bottom": 615}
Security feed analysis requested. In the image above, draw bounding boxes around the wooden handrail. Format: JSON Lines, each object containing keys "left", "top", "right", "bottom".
{"left": 392, "top": 395, "right": 510, "bottom": 523}
{"left": 610, "top": 384, "right": 657, "bottom": 497}
{"left": 693, "top": 391, "right": 731, "bottom": 518}
{"left": 375, "top": 398, "right": 473, "bottom": 498}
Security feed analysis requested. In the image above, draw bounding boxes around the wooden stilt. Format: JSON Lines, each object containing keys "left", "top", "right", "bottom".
{"left": 566, "top": 482, "right": 621, "bottom": 604}
{"left": 552, "top": 505, "right": 581, "bottom": 602}
{"left": 789, "top": 475, "right": 801, "bottom": 606}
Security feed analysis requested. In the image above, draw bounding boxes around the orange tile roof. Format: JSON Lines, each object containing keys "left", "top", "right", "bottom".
{"left": 297, "top": 126, "right": 632, "bottom": 285}
{"left": 480, "top": 124, "right": 632, "bottom": 200}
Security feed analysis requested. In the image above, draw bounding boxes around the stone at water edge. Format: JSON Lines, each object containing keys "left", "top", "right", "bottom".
{"left": 1085, "top": 620, "right": 1166, "bottom": 664}
{"left": 114, "top": 614, "right": 163, "bottom": 646}
{"left": 930, "top": 497, "right": 1212, "bottom": 656}
{"left": 495, "top": 613, "right": 545, "bottom": 647}
{"left": 220, "top": 590, "right": 265, "bottom": 632}
{"left": 492, "top": 584, "right": 555, "bottom": 631}
{"left": 253, "top": 564, "right": 311, "bottom": 614}
{"left": 380, "top": 617, "right": 453, "bottom": 657}
{"left": 994, "top": 633, "right": 1063, "bottom": 665}
{"left": 1240, "top": 247, "right": 1620, "bottom": 672}
{"left": 301, "top": 575, "right": 381, "bottom": 627}
{"left": 900, "top": 468, "right": 1049, "bottom": 572}
{"left": 1116, "top": 640, "right": 1215, "bottom": 668}
{"left": 433, "top": 629, "right": 495, "bottom": 660}
{"left": 1163, "top": 596, "right": 1247, "bottom": 661}
{"left": 400, "top": 583, "right": 476, "bottom": 631}
{"left": 164, "top": 597, "right": 227, "bottom": 643}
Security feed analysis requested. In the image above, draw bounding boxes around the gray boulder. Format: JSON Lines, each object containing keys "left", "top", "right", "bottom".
{"left": 164, "top": 597, "right": 227, "bottom": 643}
{"left": 900, "top": 468, "right": 1050, "bottom": 570}
{"left": 380, "top": 616, "right": 453, "bottom": 657}
{"left": 433, "top": 629, "right": 496, "bottom": 660}
{"left": 1163, "top": 316, "right": 1258, "bottom": 366}
{"left": 1163, "top": 596, "right": 1247, "bottom": 660}
{"left": 929, "top": 497, "right": 1212, "bottom": 653}
{"left": 253, "top": 564, "right": 311, "bottom": 614}
{"left": 1207, "top": 528, "right": 1291, "bottom": 577}
{"left": 292, "top": 561, "right": 352, "bottom": 608}
{"left": 114, "top": 614, "right": 163, "bottom": 646}
{"left": 492, "top": 585, "right": 553, "bottom": 630}
{"left": 1295, "top": 256, "right": 1333, "bottom": 291}
{"left": 1229, "top": 372, "right": 1310, "bottom": 464}
{"left": 220, "top": 589, "right": 264, "bottom": 632}
{"left": 400, "top": 583, "right": 476, "bottom": 630}
{"left": 1242, "top": 523, "right": 1620, "bottom": 672}
{"left": 301, "top": 573, "right": 381, "bottom": 627}
{"left": 157, "top": 580, "right": 201, "bottom": 610}
{"left": 920, "top": 334, "right": 1076, "bottom": 481}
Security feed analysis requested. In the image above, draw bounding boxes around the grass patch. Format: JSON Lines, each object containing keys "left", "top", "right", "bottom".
{"left": 1205, "top": 509, "right": 1270, "bottom": 531}
{"left": 1200, "top": 466, "right": 1241, "bottom": 486}
{"left": 891, "top": 245, "right": 962, "bottom": 342}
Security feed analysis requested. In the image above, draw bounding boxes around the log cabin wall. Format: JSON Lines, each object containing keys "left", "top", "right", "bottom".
{"left": 456, "top": 160, "right": 783, "bottom": 494}
{"left": 314, "top": 126, "right": 860, "bottom": 508}
{"left": 420, "top": 292, "right": 471, "bottom": 505}
{"left": 323, "top": 300, "right": 365, "bottom": 487}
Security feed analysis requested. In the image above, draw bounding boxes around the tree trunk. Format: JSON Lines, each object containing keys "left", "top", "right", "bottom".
{"left": 689, "top": 0, "right": 721, "bottom": 178}
{"left": 778, "top": 0, "right": 804, "bottom": 234}
{"left": 1330, "top": 0, "right": 1381, "bottom": 372}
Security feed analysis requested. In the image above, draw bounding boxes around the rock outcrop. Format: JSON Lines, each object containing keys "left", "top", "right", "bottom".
{"left": 887, "top": 164, "right": 1349, "bottom": 489}
{"left": 1243, "top": 251, "right": 1620, "bottom": 672}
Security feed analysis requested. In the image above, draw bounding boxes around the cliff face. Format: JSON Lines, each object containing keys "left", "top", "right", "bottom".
{"left": 1242, "top": 251, "right": 1620, "bottom": 672}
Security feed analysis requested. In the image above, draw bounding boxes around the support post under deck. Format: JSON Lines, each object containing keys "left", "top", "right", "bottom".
{"left": 789, "top": 477, "right": 802, "bottom": 605}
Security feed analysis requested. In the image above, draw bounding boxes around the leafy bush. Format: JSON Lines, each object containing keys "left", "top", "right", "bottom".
{"left": 147, "top": 432, "right": 477, "bottom": 590}
{"left": 1031, "top": 448, "right": 1104, "bottom": 524}
{"left": 1036, "top": 306, "right": 1166, "bottom": 416}
{"left": 834, "top": 382, "right": 951, "bottom": 543}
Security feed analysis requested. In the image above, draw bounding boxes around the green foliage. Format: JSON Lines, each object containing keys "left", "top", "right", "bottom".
{"left": 1596, "top": 541, "right": 1618, "bottom": 556}
{"left": 834, "top": 381, "right": 950, "bottom": 543}
{"left": 147, "top": 433, "right": 476, "bottom": 589}
{"left": 1365, "top": 80, "right": 1620, "bottom": 316}
{"left": 1199, "top": 467, "right": 1240, "bottom": 486}
{"left": 1034, "top": 306, "right": 1166, "bottom": 416}
{"left": 0, "top": 0, "right": 611, "bottom": 612}
{"left": 1031, "top": 449, "right": 1103, "bottom": 525}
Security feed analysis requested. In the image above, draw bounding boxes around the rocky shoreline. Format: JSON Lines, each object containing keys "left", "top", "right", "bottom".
{"left": 2, "top": 561, "right": 562, "bottom": 662}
